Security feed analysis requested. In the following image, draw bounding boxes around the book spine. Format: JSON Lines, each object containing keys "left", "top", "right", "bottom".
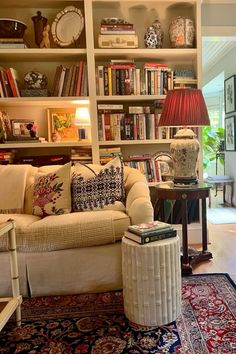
{"left": 100, "top": 30, "right": 136, "bottom": 35}
{"left": 142, "top": 231, "right": 177, "bottom": 244}
{"left": 101, "top": 24, "right": 133, "bottom": 30}
{"left": 76, "top": 61, "right": 84, "bottom": 96}
{"left": 52, "top": 65, "right": 61, "bottom": 97}
{"left": 97, "top": 65, "right": 104, "bottom": 96}
{"left": 6, "top": 68, "right": 19, "bottom": 97}
{"left": 68, "top": 64, "right": 77, "bottom": 96}
{"left": 103, "top": 66, "right": 109, "bottom": 96}
{"left": 58, "top": 66, "right": 66, "bottom": 97}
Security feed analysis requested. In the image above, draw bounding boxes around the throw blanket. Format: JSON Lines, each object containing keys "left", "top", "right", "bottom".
{"left": 0, "top": 164, "right": 30, "bottom": 214}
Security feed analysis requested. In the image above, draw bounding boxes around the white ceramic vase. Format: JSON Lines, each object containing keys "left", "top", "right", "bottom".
{"left": 169, "top": 16, "right": 195, "bottom": 48}
{"left": 170, "top": 128, "right": 199, "bottom": 183}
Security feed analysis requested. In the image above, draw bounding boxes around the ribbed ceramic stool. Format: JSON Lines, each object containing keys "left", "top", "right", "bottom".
{"left": 122, "top": 236, "right": 181, "bottom": 326}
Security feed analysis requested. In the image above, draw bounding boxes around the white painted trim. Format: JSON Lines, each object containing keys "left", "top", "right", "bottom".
{"left": 202, "top": 26, "right": 236, "bottom": 38}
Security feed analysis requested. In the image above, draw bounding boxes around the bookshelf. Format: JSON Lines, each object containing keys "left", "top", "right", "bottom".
{"left": 0, "top": 0, "right": 202, "bottom": 172}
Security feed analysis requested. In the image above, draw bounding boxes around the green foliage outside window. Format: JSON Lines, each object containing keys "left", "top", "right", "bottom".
{"left": 202, "top": 126, "right": 225, "bottom": 170}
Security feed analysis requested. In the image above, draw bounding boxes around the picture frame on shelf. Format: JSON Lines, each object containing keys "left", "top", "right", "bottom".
{"left": 47, "top": 108, "right": 78, "bottom": 142}
{"left": 225, "top": 115, "right": 236, "bottom": 151}
{"left": 224, "top": 75, "right": 236, "bottom": 114}
{"left": 10, "top": 119, "right": 36, "bottom": 140}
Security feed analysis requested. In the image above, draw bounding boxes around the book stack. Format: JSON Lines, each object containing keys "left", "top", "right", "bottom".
{"left": 0, "top": 38, "right": 28, "bottom": 49}
{"left": 0, "top": 150, "right": 14, "bottom": 164}
{"left": 125, "top": 154, "right": 161, "bottom": 183}
{"left": 124, "top": 220, "right": 176, "bottom": 245}
{"left": 70, "top": 147, "right": 92, "bottom": 165}
{"left": 0, "top": 67, "right": 21, "bottom": 97}
{"left": 51, "top": 61, "right": 88, "bottom": 97}
{"left": 173, "top": 68, "right": 197, "bottom": 89}
{"left": 98, "top": 18, "right": 138, "bottom": 49}
{"left": 99, "top": 147, "right": 122, "bottom": 165}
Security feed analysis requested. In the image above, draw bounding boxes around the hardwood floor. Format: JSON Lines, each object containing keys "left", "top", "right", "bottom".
{"left": 192, "top": 190, "right": 236, "bottom": 283}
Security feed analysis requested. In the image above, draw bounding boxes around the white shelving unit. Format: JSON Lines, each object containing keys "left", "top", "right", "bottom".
{"left": 0, "top": 0, "right": 202, "bottom": 167}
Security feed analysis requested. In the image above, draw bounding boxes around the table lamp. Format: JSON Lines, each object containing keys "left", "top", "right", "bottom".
{"left": 75, "top": 107, "right": 90, "bottom": 140}
{"left": 158, "top": 88, "right": 210, "bottom": 184}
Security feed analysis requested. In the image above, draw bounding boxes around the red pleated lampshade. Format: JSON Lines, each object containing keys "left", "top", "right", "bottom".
{"left": 158, "top": 88, "right": 210, "bottom": 127}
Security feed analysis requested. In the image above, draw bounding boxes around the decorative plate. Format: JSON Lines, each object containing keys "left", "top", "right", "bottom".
{"left": 51, "top": 6, "right": 84, "bottom": 47}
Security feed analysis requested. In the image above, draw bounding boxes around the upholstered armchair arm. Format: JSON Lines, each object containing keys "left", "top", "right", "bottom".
{"left": 124, "top": 167, "right": 154, "bottom": 225}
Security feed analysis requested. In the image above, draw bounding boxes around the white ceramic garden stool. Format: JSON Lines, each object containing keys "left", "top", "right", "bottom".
{"left": 122, "top": 236, "right": 181, "bottom": 327}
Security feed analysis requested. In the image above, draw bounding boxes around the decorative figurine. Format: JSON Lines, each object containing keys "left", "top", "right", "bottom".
{"left": 151, "top": 19, "right": 164, "bottom": 48}
{"left": 144, "top": 26, "right": 158, "bottom": 48}
{"left": 40, "top": 24, "right": 50, "bottom": 48}
{"left": 24, "top": 71, "right": 48, "bottom": 89}
{"left": 31, "top": 11, "right": 48, "bottom": 47}
{"left": 144, "top": 19, "right": 163, "bottom": 48}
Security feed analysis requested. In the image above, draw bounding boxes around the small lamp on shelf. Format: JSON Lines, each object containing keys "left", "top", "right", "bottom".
{"left": 75, "top": 107, "right": 91, "bottom": 141}
{"left": 158, "top": 88, "right": 210, "bottom": 185}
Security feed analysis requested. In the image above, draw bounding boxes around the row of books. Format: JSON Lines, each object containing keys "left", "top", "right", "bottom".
{"left": 97, "top": 110, "right": 167, "bottom": 141}
{"left": 96, "top": 60, "right": 196, "bottom": 96}
{"left": 0, "top": 67, "right": 20, "bottom": 97}
{"left": 100, "top": 20, "right": 136, "bottom": 35}
{"left": 0, "top": 150, "right": 14, "bottom": 164}
{"left": 125, "top": 220, "right": 177, "bottom": 245}
{"left": 70, "top": 147, "right": 92, "bottom": 165}
{"left": 99, "top": 147, "right": 122, "bottom": 165}
{"left": 0, "top": 38, "right": 28, "bottom": 49}
{"left": 125, "top": 154, "right": 161, "bottom": 182}
{"left": 51, "top": 61, "right": 88, "bottom": 97}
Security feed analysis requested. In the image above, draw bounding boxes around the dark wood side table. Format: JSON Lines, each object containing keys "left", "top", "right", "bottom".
{"left": 155, "top": 183, "right": 212, "bottom": 275}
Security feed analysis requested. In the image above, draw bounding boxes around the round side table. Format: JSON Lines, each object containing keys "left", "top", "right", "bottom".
{"left": 122, "top": 235, "right": 181, "bottom": 327}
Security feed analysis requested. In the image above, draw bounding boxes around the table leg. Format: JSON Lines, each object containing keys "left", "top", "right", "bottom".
{"left": 181, "top": 199, "right": 192, "bottom": 275}
{"left": 230, "top": 182, "right": 234, "bottom": 206}
{"left": 190, "top": 198, "right": 212, "bottom": 265}
{"left": 201, "top": 198, "right": 207, "bottom": 252}
{"left": 8, "top": 227, "right": 21, "bottom": 327}
{"left": 223, "top": 184, "right": 226, "bottom": 204}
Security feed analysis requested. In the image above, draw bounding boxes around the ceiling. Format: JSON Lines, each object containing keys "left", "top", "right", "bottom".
{"left": 202, "top": 40, "right": 236, "bottom": 94}
{"left": 202, "top": 40, "right": 236, "bottom": 74}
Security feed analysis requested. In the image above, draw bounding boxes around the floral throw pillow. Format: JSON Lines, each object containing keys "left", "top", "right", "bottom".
{"left": 32, "top": 162, "right": 71, "bottom": 217}
{"left": 71, "top": 157, "right": 125, "bottom": 211}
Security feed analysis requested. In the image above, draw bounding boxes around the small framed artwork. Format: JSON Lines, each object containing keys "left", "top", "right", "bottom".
{"left": 225, "top": 115, "right": 236, "bottom": 151}
{"left": 47, "top": 108, "right": 78, "bottom": 142}
{"left": 10, "top": 119, "right": 36, "bottom": 140}
{"left": 224, "top": 75, "right": 236, "bottom": 114}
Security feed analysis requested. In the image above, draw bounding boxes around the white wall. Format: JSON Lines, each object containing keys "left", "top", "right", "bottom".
{"left": 202, "top": 3, "right": 236, "bottom": 205}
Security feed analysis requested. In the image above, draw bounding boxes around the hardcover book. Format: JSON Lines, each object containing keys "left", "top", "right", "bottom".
{"left": 128, "top": 220, "right": 171, "bottom": 235}
{"left": 124, "top": 229, "right": 177, "bottom": 245}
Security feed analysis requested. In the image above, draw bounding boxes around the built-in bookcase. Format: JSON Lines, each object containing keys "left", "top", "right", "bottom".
{"left": 0, "top": 0, "right": 202, "bottom": 170}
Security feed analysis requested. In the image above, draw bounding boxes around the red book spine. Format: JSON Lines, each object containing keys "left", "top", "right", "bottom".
{"left": 6, "top": 68, "right": 18, "bottom": 97}
{"left": 76, "top": 61, "right": 84, "bottom": 96}
{"left": 104, "top": 113, "right": 111, "bottom": 140}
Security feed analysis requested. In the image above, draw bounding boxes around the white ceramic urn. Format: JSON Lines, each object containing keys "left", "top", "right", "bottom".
{"left": 170, "top": 128, "right": 199, "bottom": 183}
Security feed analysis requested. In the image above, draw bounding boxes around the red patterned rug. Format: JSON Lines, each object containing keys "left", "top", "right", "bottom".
{"left": 0, "top": 274, "right": 236, "bottom": 353}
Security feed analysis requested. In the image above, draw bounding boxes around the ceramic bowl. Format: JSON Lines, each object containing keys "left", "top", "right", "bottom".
{"left": 0, "top": 19, "right": 27, "bottom": 38}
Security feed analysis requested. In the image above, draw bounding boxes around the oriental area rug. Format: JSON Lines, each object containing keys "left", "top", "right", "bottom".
{"left": 0, "top": 274, "right": 236, "bottom": 354}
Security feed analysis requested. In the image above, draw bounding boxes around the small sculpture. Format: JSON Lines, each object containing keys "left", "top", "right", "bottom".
{"left": 144, "top": 19, "right": 163, "bottom": 48}
{"left": 32, "top": 11, "right": 48, "bottom": 47}
{"left": 40, "top": 24, "right": 50, "bottom": 48}
{"left": 24, "top": 71, "right": 48, "bottom": 89}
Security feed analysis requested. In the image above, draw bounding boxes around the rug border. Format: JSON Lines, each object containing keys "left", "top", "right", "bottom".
{"left": 183, "top": 272, "right": 236, "bottom": 289}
